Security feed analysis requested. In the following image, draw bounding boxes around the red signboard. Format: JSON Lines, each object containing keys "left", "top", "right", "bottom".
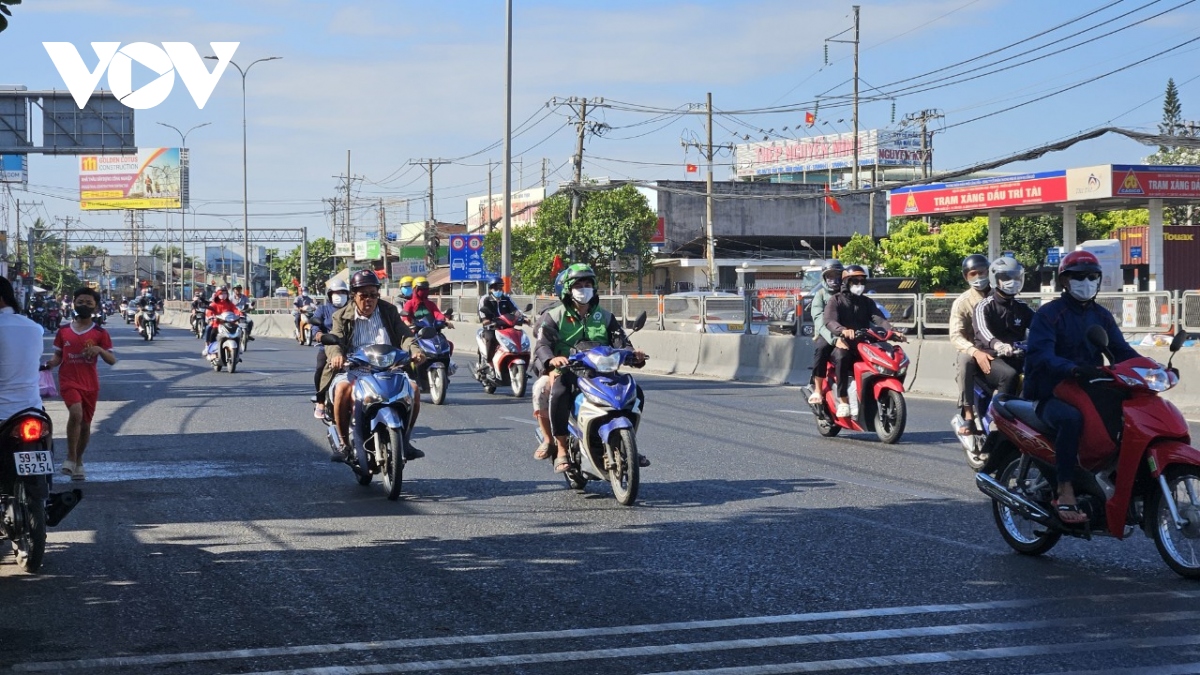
{"left": 1112, "top": 165, "right": 1200, "bottom": 199}
{"left": 651, "top": 216, "right": 665, "bottom": 244}
{"left": 889, "top": 171, "right": 1067, "bottom": 217}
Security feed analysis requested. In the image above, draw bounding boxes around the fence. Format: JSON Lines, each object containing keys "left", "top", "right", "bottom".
{"left": 923, "top": 291, "right": 1177, "bottom": 334}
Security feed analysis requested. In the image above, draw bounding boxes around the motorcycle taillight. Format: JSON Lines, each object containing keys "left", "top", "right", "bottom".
{"left": 15, "top": 418, "right": 44, "bottom": 442}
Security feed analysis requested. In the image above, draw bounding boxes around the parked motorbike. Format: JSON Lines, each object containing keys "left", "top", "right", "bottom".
{"left": 976, "top": 326, "right": 1200, "bottom": 579}
{"left": 474, "top": 306, "right": 532, "bottom": 397}
{"left": 139, "top": 307, "right": 159, "bottom": 341}
{"left": 801, "top": 327, "right": 909, "bottom": 444}
{"left": 538, "top": 312, "right": 649, "bottom": 506}
{"left": 954, "top": 342, "right": 1027, "bottom": 470}
{"left": 318, "top": 334, "right": 417, "bottom": 501}
{"left": 410, "top": 317, "right": 456, "bottom": 405}
{"left": 205, "top": 311, "right": 243, "bottom": 373}
{"left": 1, "top": 408, "right": 82, "bottom": 573}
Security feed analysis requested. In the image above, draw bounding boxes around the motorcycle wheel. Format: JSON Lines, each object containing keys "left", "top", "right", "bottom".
{"left": 608, "top": 428, "right": 640, "bottom": 506}
{"left": 816, "top": 415, "right": 841, "bottom": 437}
{"left": 429, "top": 368, "right": 447, "bottom": 405}
{"left": 381, "top": 428, "right": 404, "bottom": 501}
{"left": 993, "top": 459, "right": 1061, "bottom": 556}
{"left": 13, "top": 481, "right": 47, "bottom": 573}
{"left": 510, "top": 363, "right": 527, "bottom": 398}
{"left": 484, "top": 384, "right": 496, "bottom": 395}
{"left": 875, "top": 390, "right": 906, "bottom": 444}
{"left": 1150, "top": 466, "right": 1200, "bottom": 579}
{"left": 227, "top": 348, "right": 239, "bottom": 374}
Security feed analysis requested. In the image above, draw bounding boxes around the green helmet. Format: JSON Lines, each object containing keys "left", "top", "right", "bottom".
{"left": 559, "top": 263, "right": 596, "bottom": 300}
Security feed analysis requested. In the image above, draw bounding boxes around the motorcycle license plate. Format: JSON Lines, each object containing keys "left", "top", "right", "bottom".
{"left": 726, "top": 323, "right": 743, "bottom": 331}
{"left": 14, "top": 451, "right": 53, "bottom": 476}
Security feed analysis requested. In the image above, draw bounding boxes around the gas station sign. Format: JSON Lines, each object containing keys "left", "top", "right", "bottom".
{"left": 889, "top": 170, "right": 1067, "bottom": 217}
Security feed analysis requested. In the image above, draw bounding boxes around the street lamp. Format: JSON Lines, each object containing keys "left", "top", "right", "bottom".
{"left": 799, "top": 239, "right": 823, "bottom": 260}
{"left": 205, "top": 54, "right": 281, "bottom": 292}
{"left": 157, "top": 121, "right": 210, "bottom": 299}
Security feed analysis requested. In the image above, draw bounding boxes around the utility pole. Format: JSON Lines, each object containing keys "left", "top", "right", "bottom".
{"left": 345, "top": 151, "right": 352, "bottom": 243}
{"left": 487, "top": 159, "right": 494, "bottom": 232}
{"left": 541, "top": 158, "right": 548, "bottom": 189}
{"left": 681, "top": 96, "right": 734, "bottom": 290}
{"left": 826, "top": 6, "right": 862, "bottom": 189}
{"left": 550, "top": 96, "right": 608, "bottom": 227}
{"left": 378, "top": 198, "right": 388, "bottom": 281}
{"left": 903, "top": 109, "right": 944, "bottom": 179}
{"left": 56, "top": 215, "right": 75, "bottom": 293}
{"left": 410, "top": 158, "right": 449, "bottom": 270}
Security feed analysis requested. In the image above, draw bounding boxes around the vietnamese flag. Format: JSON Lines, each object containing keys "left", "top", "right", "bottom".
{"left": 685, "top": 164, "right": 698, "bottom": 173}
{"left": 805, "top": 111, "right": 816, "bottom": 127}
{"left": 824, "top": 184, "right": 842, "bottom": 214}
{"left": 550, "top": 254, "right": 565, "bottom": 280}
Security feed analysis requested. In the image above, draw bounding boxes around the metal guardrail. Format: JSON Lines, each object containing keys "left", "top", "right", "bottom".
{"left": 1183, "top": 291, "right": 1200, "bottom": 333}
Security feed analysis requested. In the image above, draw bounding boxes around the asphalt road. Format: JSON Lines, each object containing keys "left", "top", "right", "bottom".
{"left": 5, "top": 322, "right": 1200, "bottom": 674}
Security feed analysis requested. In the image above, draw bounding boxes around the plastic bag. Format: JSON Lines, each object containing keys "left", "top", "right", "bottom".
{"left": 38, "top": 370, "right": 58, "bottom": 398}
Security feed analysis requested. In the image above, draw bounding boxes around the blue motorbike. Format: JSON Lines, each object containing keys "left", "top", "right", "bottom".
{"left": 410, "top": 318, "right": 456, "bottom": 405}
{"left": 953, "top": 342, "right": 1025, "bottom": 471}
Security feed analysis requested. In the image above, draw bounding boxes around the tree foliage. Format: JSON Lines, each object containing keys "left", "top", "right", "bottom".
{"left": 0, "top": 0, "right": 21, "bottom": 33}
{"left": 483, "top": 184, "right": 656, "bottom": 294}
{"left": 1160, "top": 78, "right": 1184, "bottom": 144}
{"left": 271, "top": 237, "right": 338, "bottom": 294}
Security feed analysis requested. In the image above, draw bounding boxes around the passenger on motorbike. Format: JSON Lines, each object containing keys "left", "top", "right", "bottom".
{"left": 971, "top": 257, "right": 1033, "bottom": 399}
{"left": 807, "top": 259, "right": 844, "bottom": 405}
{"left": 1023, "top": 250, "right": 1140, "bottom": 524}
{"left": 133, "top": 288, "right": 159, "bottom": 333}
{"left": 203, "top": 288, "right": 242, "bottom": 352}
{"left": 310, "top": 279, "right": 348, "bottom": 419}
{"left": 825, "top": 265, "right": 899, "bottom": 419}
{"left": 476, "top": 275, "right": 519, "bottom": 377}
{"left": 0, "top": 275, "right": 43, "bottom": 425}
{"left": 530, "top": 269, "right": 569, "bottom": 461}
{"left": 398, "top": 276, "right": 414, "bottom": 301}
{"left": 534, "top": 264, "right": 648, "bottom": 473}
{"left": 321, "top": 270, "right": 427, "bottom": 462}
{"left": 401, "top": 277, "right": 454, "bottom": 329}
{"left": 229, "top": 284, "right": 256, "bottom": 342}
{"left": 952, "top": 254, "right": 991, "bottom": 435}
{"left": 293, "top": 290, "right": 314, "bottom": 333}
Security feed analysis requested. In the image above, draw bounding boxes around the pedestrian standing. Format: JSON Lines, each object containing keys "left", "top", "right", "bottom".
{"left": 42, "top": 288, "right": 116, "bottom": 481}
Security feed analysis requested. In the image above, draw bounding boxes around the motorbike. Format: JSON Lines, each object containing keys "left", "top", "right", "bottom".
{"left": 238, "top": 315, "right": 252, "bottom": 354}
{"left": 1, "top": 408, "right": 82, "bottom": 573}
{"left": 538, "top": 312, "right": 649, "bottom": 506}
{"left": 318, "top": 334, "right": 418, "bottom": 501}
{"left": 294, "top": 305, "right": 315, "bottom": 346}
{"left": 44, "top": 305, "right": 61, "bottom": 331}
{"left": 954, "top": 342, "right": 1027, "bottom": 470}
{"left": 205, "top": 311, "right": 243, "bottom": 373}
{"left": 975, "top": 326, "right": 1200, "bottom": 579}
{"left": 139, "top": 307, "right": 159, "bottom": 341}
{"left": 474, "top": 307, "right": 532, "bottom": 397}
{"left": 190, "top": 309, "right": 206, "bottom": 339}
{"left": 800, "top": 327, "right": 910, "bottom": 444}
{"left": 410, "top": 317, "right": 456, "bottom": 405}
{"left": 123, "top": 304, "right": 137, "bottom": 325}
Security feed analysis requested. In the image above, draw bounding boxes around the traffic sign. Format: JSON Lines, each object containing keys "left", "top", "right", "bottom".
{"left": 449, "top": 234, "right": 488, "bottom": 282}
{"left": 1130, "top": 245, "right": 1143, "bottom": 261}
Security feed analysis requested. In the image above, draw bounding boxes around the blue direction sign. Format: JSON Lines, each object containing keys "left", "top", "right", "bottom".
{"left": 449, "top": 234, "right": 489, "bottom": 281}
{"left": 1130, "top": 245, "right": 1143, "bottom": 261}
{"left": 1046, "top": 247, "right": 1061, "bottom": 265}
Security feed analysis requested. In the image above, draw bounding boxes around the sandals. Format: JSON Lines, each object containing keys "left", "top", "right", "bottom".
{"left": 533, "top": 442, "right": 553, "bottom": 461}
{"left": 554, "top": 457, "right": 571, "bottom": 473}
{"left": 1053, "top": 499, "right": 1089, "bottom": 525}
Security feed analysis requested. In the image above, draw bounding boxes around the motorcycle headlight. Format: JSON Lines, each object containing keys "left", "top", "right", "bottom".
{"left": 590, "top": 352, "right": 622, "bottom": 374}
{"left": 874, "top": 364, "right": 895, "bottom": 376}
{"left": 1132, "top": 366, "right": 1176, "bottom": 392}
{"left": 497, "top": 334, "right": 519, "bottom": 353}
{"left": 365, "top": 350, "right": 398, "bottom": 370}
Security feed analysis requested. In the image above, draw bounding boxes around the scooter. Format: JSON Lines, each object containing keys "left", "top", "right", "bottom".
{"left": 0, "top": 408, "right": 82, "bottom": 573}
{"left": 538, "top": 312, "right": 649, "bottom": 506}
{"left": 801, "top": 327, "right": 910, "bottom": 444}
{"left": 410, "top": 316, "right": 456, "bottom": 405}
{"left": 139, "top": 307, "right": 159, "bottom": 341}
{"left": 190, "top": 309, "right": 206, "bottom": 339}
{"left": 976, "top": 326, "right": 1200, "bottom": 579}
{"left": 318, "top": 334, "right": 418, "bottom": 501}
{"left": 294, "top": 305, "right": 315, "bottom": 346}
{"left": 123, "top": 304, "right": 137, "bottom": 325}
{"left": 954, "top": 343, "right": 1026, "bottom": 470}
{"left": 205, "top": 311, "right": 243, "bottom": 373}
{"left": 475, "top": 307, "right": 532, "bottom": 397}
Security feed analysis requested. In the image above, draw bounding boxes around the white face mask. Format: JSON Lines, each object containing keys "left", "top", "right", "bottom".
{"left": 969, "top": 277, "right": 990, "bottom": 291}
{"left": 571, "top": 287, "right": 594, "bottom": 304}
{"left": 331, "top": 293, "right": 348, "bottom": 308}
{"left": 849, "top": 284, "right": 866, "bottom": 296}
{"left": 999, "top": 279, "right": 1022, "bottom": 296}
{"left": 1067, "top": 278, "right": 1100, "bottom": 302}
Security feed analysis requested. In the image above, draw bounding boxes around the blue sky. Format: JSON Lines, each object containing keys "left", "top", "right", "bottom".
{"left": 1, "top": 0, "right": 1198, "bottom": 253}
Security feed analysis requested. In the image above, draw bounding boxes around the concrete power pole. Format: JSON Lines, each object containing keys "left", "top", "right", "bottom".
{"left": 571, "top": 99, "right": 588, "bottom": 224}
{"left": 903, "top": 109, "right": 944, "bottom": 179}
{"left": 852, "top": 4, "right": 860, "bottom": 190}
{"left": 706, "top": 92, "right": 716, "bottom": 288}
{"left": 410, "top": 159, "right": 449, "bottom": 269}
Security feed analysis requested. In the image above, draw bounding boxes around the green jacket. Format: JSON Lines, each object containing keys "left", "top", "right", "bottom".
{"left": 532, "top": 300, "right": 629, "bottom": 376}
{"left": 809, "top": 287, "right": 835, "bottom": 344}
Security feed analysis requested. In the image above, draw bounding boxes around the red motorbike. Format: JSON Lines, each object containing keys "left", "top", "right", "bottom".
{"left": 976, "top": 326, "right": 1200, "bottom": 579}
{"left": 474, "top": 309, "right": 531, "bottom": 397}
{"left": 801, "top": 327, "right": 909, "bottom": 444}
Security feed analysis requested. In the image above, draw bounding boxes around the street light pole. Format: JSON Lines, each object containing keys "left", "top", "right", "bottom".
{"left": 206, "top": 54, "right": 281, "bottom": 296}
{"left": 156, "top": 122, "right": 210, "bottom": 299}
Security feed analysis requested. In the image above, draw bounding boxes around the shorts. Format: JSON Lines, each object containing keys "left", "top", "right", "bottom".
{"left": 60, "top": 387, "right": 99, "bottom": 424}
{"left": 532, "top": 374, "right": 552, "bottom": 413}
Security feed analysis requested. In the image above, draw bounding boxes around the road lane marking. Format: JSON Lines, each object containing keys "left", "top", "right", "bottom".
{"left": 500, "top": 416, "right": 538, "bottom": 426}
{"left": 15, "top": 595, "right": 1200, "bottom": 672}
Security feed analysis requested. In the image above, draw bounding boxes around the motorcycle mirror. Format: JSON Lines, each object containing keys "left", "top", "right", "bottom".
{"left": 632, "top": 311, "right": 648, "bottom": 333}
{"left": 1086, "top": 325, "right": 1109, "bottom": 349}
{"left": 444, "top": 309, "right": 455, "bottom": 320}
{"left": 1171, "top": 331, "right": 1189, "bottom": 353}
{"left": 419, "top": 326, "right": 438, "bottom": 339}
{"left": 902, "top": 305, "right": 914, "bottom": 320}
{"left": 319, "top": 333, "right": 340, "bottom": 346}
{"left": 524, "top": 303, "right": 534, "bottom": 312}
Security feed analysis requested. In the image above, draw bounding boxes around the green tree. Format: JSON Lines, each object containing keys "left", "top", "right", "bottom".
{"left": 878, "top": 220, "right": 961, "bottom": 290}
{"left": 273, "top": 237, "right": 338, "bottom": 294}
{"left": 26, "top": 219, "right": 80, "bottom": 292}
{"left": 0, "top": 0, "right": 21, "bottom": 33}
{"left": 1160, "top": 78, "right": 1184, "bottom": 147}
{"left": 835, "top": 232, "right": 884, "bottom": 272}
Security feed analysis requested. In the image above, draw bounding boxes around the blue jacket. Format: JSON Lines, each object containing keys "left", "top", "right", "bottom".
{"left": 311, "top": 303, "right": 336, "bottom": 333}
{"left": 1022, "top": 293, "right": 1139, "bottom": 402}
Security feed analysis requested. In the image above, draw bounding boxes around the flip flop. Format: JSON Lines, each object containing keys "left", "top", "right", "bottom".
{"left": 554, "top": 457, "right": 571, "bottom": 473}
{"left": 533, "top": 442, "right": 553, "bottom": 460}
{"left": 1052, "top": 500, "right": 1088, "bottom": 525}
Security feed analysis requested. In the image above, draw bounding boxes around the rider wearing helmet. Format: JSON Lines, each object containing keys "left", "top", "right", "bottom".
{"left": 825, "top": 265, "right": 895, "bottom": 419}
{"left": 951, "top": 254, "right": 992, "bottom": 435}
{"left": 970, "top": 257, "right": 1033, "bottom": 399}
{"left": 293, "top": 288, "right": 315, "bottom": 333}
{"left": 476, "top": 275, "right": 519, "bottom": 376}
{"left": 202, "top": 288, "right": 242, "bottom": 352}
{"left": 229, "top": 284, "right": 255, "bottom": 342}
{"left": 401, "top": 276, "right": 452, "bottom": 328}
{"left": 807, "top": 259, "right": 844, "bottom": 405}
{"left": 398, "top": 276, "right": 414, "bottom": 301}
{"left": 321, "top": 269, "right": 427, "bottom": 462}
{"left": 309, "top": 279, "right": 350, "bottom": 419}
{"left": 1024, "top": 250, "right": 1140, "bottom": 523}
{"left": 533, "top": 263, "right": 649, "bottom": 473}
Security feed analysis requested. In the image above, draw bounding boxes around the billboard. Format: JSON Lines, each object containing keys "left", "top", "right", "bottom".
{"left": 734, "top": 129, "right": 923, "bottom": 177}
{"left": 1111, "top": 164, "right": 1200, "bottom": 199}
{"left": 0, "top": 154, "right": 27, "bottom": 185}
{"left": 888, "top": 171, "right": 1067, "bottom": 217}
{"left": 448, "top": 234, "right": 488, "bottom": 282}
{"left": 79, "top": 147, "right": 182, "bottom": 210}
{"left": 465, "top": 187, "right": 545, "bottom": 233}
{"left": 354, "top": 240, "right": 381, "bottom": 261}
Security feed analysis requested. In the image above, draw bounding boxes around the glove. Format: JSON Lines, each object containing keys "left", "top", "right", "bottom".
{"left": 1073, "top": 365, "right": 1106, "bottom": 381}
{"left": 994, "top": 342, "right": 1013, "bottom": 357}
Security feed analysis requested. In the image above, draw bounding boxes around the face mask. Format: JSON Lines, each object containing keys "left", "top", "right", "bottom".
{"left": 74, "top": 305, "right": 94, "bottom": 319}
{"left": 415, "top": 288, "right": 429, "bottom": 300}
{"left": 331, "top": 293, "right": 348, "bottom": 308}
{"left": 969, "top": 277, "right": 990, "bottom": 291}
{"left": 849, "top": 284, "right": 866, "bottom": 296}
{"left": 491, "top": 290, "right": 504, "bottom": 299}
{"left": 400, "top": 287, "right": 412, "bottom": 298}
{"left": 999, "top": 279, "right": 1022, "bottom": 296}
{"left": 572, "top": 287, "right": 594, "bottom": 304}
{"left": 823, "top": 277, "right": 841, "bottom": 292}
{"left": 1067, "top": 278, "right": 1100, "bottom": 302}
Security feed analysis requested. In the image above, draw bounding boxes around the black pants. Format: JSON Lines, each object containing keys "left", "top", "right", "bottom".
{"left": 978, "top": 356, "right": 1022, "bottom": 399}
{"left": 481, "top": 328, "right": 497, "bottom": 363}
{"left": 831, "top": 347, "right": 857, "bottom": 398}
{"left": 811, "top": 338, "right": 833, "bottom": 384}
{"left": 314, "top": 348, "right": 329, "bottom": 401}
{"left": 549, "top": 370, "right": 645, "bottom": 437}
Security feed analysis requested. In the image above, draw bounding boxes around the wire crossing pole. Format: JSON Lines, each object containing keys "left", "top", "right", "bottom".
{"left": 410, "top": 159, "right": 450, "bottom": 270}
{"left": 502, "top": 0, "right": 513, "bottom": 291}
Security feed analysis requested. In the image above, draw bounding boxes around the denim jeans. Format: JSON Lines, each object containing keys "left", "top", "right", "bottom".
{"left": 1038, "top": 397, "right": 1084, "bottom": 484}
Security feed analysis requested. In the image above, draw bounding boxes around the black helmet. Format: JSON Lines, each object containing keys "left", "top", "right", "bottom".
{"left": 350, "top": 270, "right": 381, "bottom": 291}
{"left": 962, "top": 254, "right": 989, "bottom": 278}
{"left": 820, "top": 259, "right": 844, "bottom": 292}
{"left": 486, "top": 275, "right": 504, "bottom": 290}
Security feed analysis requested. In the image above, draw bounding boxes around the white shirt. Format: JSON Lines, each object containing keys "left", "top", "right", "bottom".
{"left": 351, "top": 307, "right": 391, "bottom": 351}
{"left": 0, "top": 307, "right": 46, "bottom": 422}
